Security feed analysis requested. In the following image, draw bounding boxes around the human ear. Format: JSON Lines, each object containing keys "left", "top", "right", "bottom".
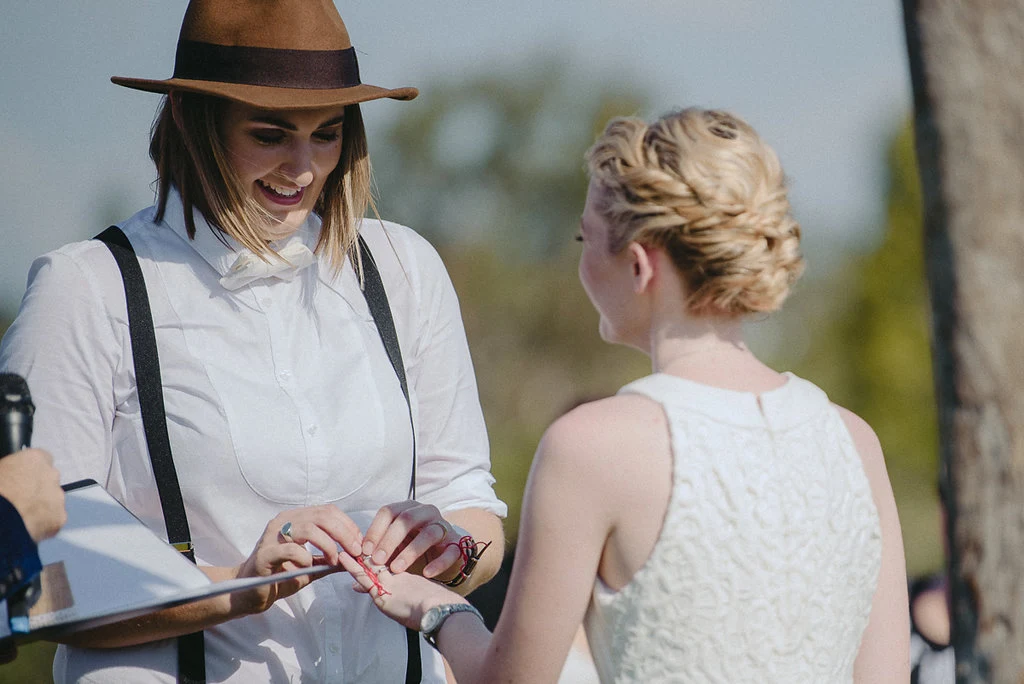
{"left": 628, "top": 243, "right": 655, "bottom": 294}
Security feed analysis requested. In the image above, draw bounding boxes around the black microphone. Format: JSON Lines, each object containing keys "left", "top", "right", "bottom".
{"left": 0, "top": 373, "right": 34, "bottom": 457}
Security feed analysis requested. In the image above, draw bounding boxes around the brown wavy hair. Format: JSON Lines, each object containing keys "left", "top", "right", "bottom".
{"left": 585, "top": 108, "right": 805, "bottom": 315}
{"left": 149, "top": 91, "right": 372, "bottom": 273}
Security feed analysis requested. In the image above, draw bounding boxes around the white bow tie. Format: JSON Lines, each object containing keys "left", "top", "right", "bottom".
{"left": 219, "top": 242, "right": 316, "bottom": 291}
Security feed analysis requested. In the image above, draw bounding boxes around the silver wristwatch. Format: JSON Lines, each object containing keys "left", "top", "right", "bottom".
{"left": 420, "top": 603, "right": 485, "bottom": 649}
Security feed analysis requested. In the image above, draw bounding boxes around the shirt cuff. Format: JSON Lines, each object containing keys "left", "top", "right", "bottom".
{"left": 428, "top": 471, "right": 509, "bottom": 519}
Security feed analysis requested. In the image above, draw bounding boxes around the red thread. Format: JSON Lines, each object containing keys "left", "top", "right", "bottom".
{"left": 356, "top": 555, "right": 391, "bottom": 597}
{"left": 443, "top": 535, "right": 491, "bottom": 583}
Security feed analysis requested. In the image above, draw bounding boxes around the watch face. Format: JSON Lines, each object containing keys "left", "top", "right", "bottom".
{"left": 421, "top": 606, "right": 443, "bottom": 634}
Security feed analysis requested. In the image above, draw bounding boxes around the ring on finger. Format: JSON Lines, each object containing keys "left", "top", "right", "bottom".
{"left": 426, "top": 520, "right": 451, "bottom": 540}
{"left": 280, "top": 521, "right": 294, "bottom": 542}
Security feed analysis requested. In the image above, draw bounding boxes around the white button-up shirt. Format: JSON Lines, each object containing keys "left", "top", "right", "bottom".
{"left": 0, "top": 191, "right": 506, "bottom": 683}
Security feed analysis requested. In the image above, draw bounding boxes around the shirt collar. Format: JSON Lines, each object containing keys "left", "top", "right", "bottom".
{"left": 161, "top": 187, "right": 321, "bottom": 281}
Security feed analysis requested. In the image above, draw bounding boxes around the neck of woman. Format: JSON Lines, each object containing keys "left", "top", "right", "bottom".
{"left": 637, "top": 260, "right": 781, "bottom": 389}
{"left": 649, "top": 315, "right": 747, "bottom": 369}
{"left": 646, "top": 315, "right": 786, "bottom": 394}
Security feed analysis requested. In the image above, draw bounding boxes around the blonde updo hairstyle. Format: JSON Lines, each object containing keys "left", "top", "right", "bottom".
{"left": 585, "top": 108, "right": 805, "bottom": 315}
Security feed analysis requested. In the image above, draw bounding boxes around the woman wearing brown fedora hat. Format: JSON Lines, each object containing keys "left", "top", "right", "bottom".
{"left": 341, "top": 109, "right": 910, "bottom": 682}
{"left": 0, "top": 1, "right": 505, "bottom": 682}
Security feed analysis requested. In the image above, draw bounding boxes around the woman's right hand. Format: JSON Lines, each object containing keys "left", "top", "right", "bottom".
{"left": 340, "top": 554, "right": 467, "bottom": 631}
{"left": 232, "top": 505, "right": 364, "bottom": 614}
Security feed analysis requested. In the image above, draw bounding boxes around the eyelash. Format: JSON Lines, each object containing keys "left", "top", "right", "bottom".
{"left": 250, "top": 130, "right": 342, "bottom": 145}
{"left": 252, "top": 131, "right": 285, "bottom": 145}
{"left": 314, "top": 130, "right": 341, "bottom": 143}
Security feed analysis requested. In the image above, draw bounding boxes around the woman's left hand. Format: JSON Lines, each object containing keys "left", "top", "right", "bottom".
{"left": 340, "top": 554, "right": 467, "bottom": 631}
{"left": 360, "top": 501, "right": 464, "bottom": 580}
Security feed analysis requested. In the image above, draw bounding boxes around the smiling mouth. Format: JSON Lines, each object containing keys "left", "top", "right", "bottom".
{"left": 257, "top": 179, "right": 304, "bottom": 205}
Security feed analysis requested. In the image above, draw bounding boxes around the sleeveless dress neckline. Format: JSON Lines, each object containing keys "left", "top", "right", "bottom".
{"left": 640, "top": 371, "right": 830, "bottom": 431}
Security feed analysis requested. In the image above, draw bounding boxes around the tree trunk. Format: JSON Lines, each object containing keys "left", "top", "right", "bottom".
{"left": 903, "top": 1, "right": 1024, "bottom": 681}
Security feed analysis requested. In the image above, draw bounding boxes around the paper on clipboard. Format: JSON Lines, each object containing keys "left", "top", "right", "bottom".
{"left": 1, "top": 480, "right": 334, "bottom": 643}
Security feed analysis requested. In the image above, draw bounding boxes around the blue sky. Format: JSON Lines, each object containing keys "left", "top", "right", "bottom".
{"left": 0, "top": 1, "right": 910, "bottom": 312}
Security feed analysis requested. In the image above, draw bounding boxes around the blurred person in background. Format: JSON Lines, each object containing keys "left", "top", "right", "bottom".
{"left": 908, "top": 480, "right": 954, "bottom": 683}
{"left": 909, "top": 573, "right": 953, "bottom": 682}
{"left": 344, "top": 107, "right": 910, "bottom": 682}
{"left": 0, "top": 0, "right": 505, "bottom": 681}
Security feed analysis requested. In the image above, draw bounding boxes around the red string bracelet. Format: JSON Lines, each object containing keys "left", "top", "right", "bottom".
{"left": 440, "top": 535, "right": 491, "bottom": 588}
{"left": 356, "top": 555, "right": 391, "bottom": 597}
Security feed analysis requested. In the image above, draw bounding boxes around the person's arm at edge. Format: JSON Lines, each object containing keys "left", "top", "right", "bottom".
{"left": 841, "top": 406, "right": 911, "bottom": 682}
{"left": 430, "top": 408, "right": 613, "bottom": 683}
{"left": 0, "top": 449, "right": 65, "bottom": 600}
{"left": 0, "top": 495, "right": 43, "bottom": 602}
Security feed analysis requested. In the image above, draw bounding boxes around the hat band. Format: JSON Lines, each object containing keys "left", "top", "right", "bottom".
{"left": 172, "top": 40, "right": 361, "bottom": 90}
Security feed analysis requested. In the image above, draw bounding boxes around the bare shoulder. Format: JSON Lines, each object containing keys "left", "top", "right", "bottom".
{"left": 531, "top": 393, "right": 669, "bottom": 509}
{"left": 835, "top": 406, "right": 882, "bottom": 455}
{"left": 834, "top": 404, "right": 891, "bottom": 487}
{"left": 540, "top": 393, "right": 667, "bottom": 466}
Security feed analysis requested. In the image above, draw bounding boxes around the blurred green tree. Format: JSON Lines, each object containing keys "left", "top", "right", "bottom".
{"left": 369, "top": 63, "right": 651, "bottom": 536}
{"left": 371, "top": 60, "right": 647, "bottom": 260}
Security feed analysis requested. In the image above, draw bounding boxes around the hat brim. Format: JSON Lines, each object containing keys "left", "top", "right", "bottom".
{"left": 111, "top": 76, "right": 418, "bottom": 109}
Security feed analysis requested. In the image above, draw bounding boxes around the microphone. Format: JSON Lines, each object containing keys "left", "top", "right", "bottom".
{"left": 0, "top": 373, "right": 34, "bottom": 457}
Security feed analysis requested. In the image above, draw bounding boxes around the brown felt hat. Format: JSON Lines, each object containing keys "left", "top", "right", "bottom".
{"left": 111, "top": 0, "right": 418, "bottom": 110}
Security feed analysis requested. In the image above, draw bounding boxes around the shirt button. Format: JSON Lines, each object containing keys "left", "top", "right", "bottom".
{"left": 307, "top": 424, "right": 318, "bottom": 435}
{"left": 279, "top": 370, "right": 291, "bottom": 379}
{"left": 329, "top": 644, "right": 339, "bottom": 654}
{"left": 262, "top": 298, "right": 272, "bottom": 308}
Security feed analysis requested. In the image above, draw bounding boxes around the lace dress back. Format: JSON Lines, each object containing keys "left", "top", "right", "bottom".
{"left": 583, "top": 373, "right": 882, "bottom": 683}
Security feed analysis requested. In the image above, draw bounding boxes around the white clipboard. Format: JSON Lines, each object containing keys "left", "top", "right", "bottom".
{"left": 1, "top": 479, "right": 334, "bottom": 643}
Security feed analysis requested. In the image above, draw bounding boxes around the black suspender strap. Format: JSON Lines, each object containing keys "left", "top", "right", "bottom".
{"left": 95, "top": 228, "right": 421, "bottom": 684}
{"left": 357, "top": 235, "right": 422, "bottom": 683}
{"left": 95, "top": 226, "right": 205, "bottom": 684}
{"left": 357, "top": 235, "right": 417, "bottom": 501}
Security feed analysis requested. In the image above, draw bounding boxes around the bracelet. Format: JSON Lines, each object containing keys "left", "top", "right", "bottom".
{"left": 440, "top": 535, "right": 491, "bottom": 588}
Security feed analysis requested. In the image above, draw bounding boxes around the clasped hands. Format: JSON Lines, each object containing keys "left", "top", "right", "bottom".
{"left": 233, "top": 500, "right": 465, "bottom": 615}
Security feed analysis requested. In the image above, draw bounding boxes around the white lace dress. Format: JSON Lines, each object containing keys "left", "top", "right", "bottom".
{"left": 583, "top": 373, "right": 882, "bottom": 683}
